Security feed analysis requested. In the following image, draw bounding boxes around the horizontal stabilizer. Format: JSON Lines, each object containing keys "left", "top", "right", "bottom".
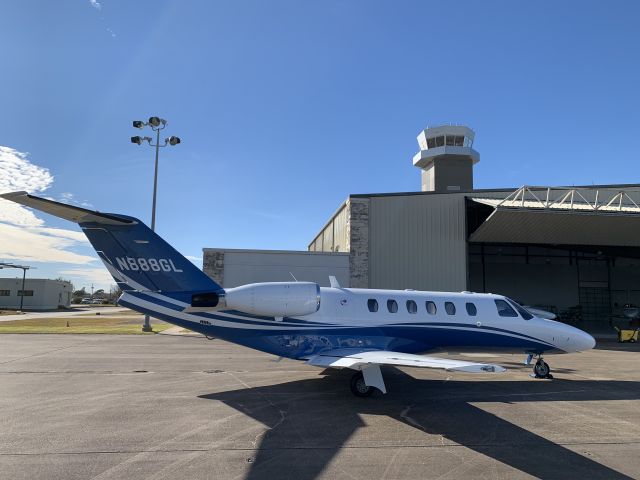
{"left": 0, "top": 191, "right": 133, "bottom": 225}
{"left": 1, "top": 191, "right": 222, "bottom": 293}
{"left": 307, "top": 349, "right": 506, "bottom": 373}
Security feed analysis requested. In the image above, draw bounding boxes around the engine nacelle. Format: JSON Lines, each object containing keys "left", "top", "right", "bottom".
{"left": 224, "top": 282, "right": 320, "bottom": 317}
{"left": 187, "top": 282, "right": 321, "bottom": 317}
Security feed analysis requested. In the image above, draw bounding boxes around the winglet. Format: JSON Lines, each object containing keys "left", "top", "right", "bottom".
{"left": 329, "top": 276, "right": 341, "bottom": 288}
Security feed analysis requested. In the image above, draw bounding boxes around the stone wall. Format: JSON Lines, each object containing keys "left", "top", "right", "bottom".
{"left": 346, "top": 197, "right": 370, "bottom": 288}
{"left": 202, "top": 250, "right": 225, "bottom": 287}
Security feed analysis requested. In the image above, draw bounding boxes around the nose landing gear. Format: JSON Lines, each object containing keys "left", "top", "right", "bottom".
{"left": 533, "top": 357, "right": 553, "bottom": 379}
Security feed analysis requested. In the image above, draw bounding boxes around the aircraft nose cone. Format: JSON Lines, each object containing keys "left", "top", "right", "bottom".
{"left": 576, "top": 330, "right": 596, "bottom": 351}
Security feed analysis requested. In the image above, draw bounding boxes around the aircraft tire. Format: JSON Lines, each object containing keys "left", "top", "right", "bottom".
{"left": 533, "top": 359, "right": 551, "bottom": 378}
{"left": 350, "top": 371, "right": 375, "bottom": 397}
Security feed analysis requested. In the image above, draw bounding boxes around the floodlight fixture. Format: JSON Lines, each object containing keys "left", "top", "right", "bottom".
{"left": 148, "top": 116, "right": 166, "bottom": 128}
{"left": 132, "top": 120, "right": 145, "bottom": 129}
{"left": 167, "top": 136, "right": 181, "bottom": 146}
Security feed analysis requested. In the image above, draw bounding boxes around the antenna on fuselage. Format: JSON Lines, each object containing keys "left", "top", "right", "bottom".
{"left": 289, "top": 272, "right": 298, "bottom": 282}
{"left": 329, "top": 276, "right": 341, "bottom": 288}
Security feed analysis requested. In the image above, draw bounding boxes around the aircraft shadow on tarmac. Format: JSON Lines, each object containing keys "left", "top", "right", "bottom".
{"left": 199, "top": 368, "right": 639, "bottom": 480}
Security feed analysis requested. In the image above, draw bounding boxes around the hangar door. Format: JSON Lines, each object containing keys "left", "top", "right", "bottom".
{"left": 467, "top": 195, "right": 640, "bottom": 332}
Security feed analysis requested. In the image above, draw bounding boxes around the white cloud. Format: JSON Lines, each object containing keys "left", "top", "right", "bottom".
{"left": 185, "top": 255, "right": 203, "bottom": 265}
{"left": 0, "top": 147, "right": 53, "bottom": 192}
{"left": 89, "top": 0, "right": 101, "bottom": 10}
{"left": 0, "top": 223, "right": 94, "bottom": 264}
{"left": 0, "top": 145, "right": 94, "bottom": 267}
{"left": 60, "top": 192, "right": 93, "bottom": 209}
{"left": 0, "top": 146, "right": 53, "bottom": 226}
{"left": 58, "top": 267, "right": 115, "bottom": 290}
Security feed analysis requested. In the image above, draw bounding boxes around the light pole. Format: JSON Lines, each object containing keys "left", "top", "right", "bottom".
{"left": 0, "top": 262, "right": 32, "bottom": 312}
{"left": 131, "top": 116, "right": 181, "bottom": 332}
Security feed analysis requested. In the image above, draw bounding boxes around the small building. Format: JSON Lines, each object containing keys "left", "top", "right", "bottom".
{"left": 203, "top": 249, "right": 349, "bottom": 288}
{"left": 0, "top": 278, "right": 73, "bottom": 310}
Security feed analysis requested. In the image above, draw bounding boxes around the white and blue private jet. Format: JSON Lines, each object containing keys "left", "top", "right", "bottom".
{"left": 1, "top": 191, "right": 596, "bottom": 396}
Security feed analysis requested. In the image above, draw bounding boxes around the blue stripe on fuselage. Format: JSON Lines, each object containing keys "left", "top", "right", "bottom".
{"left": 120, "top": 292, "right": 558, "bottom": 359}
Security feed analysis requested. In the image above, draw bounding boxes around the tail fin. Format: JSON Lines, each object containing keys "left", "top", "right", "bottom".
{"left": 1, "top": 191, "right": 222, "bottom": 293}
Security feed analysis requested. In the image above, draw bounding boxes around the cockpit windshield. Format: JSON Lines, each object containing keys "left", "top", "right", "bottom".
{"left": 507, "top": 298, "right": 534, "bottom": 320}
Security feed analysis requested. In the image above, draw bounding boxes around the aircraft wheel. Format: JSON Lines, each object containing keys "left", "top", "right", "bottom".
{"left": 533, "top": 359, "right": 551, "bottom": 378}
{"left": 350, "top": 371, "right": 375, "bottom": 397}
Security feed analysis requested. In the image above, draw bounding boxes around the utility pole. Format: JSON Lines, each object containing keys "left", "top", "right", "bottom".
{"left": 0, "top": 263, "right": 32, "bottom": 312}
{"left": 20, "top": 268, "right": 26, "bottom": 311}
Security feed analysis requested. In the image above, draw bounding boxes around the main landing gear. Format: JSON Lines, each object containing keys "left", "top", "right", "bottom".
{"left": 349, "top": 366, "right": 387, "bottom": 397}
{"left": 350, "top": 372, "right": 375, "bottom": 397}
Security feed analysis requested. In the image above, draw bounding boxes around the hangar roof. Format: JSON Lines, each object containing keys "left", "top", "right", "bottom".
{"left": 469, "top": 186, "right": 640, "bottom": 247}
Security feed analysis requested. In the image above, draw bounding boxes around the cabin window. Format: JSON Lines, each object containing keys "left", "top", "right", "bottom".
{"left": 387, "top": 299, "right": 398, "bottom": 313}
{"left": 367, "top": 299, "right": 378, "bottom": 313}
{"left": 406, "top": 300, "right": 417, "bottom": 314}
{"left": 465, "top": 302, "right": 477, "bottom": 316}
{"left": 17, "top": 290, "right": 34, "bottom": 296}
{"left": 426, "top": 301, "right": 437, "bottom": 315}
{"left": 495, "top": 299, "right": 518, "bottom": 317}
{"left": 507, "top": 299, "right": 534, "bottom": 320}
{"left": 445, "top": 302, "right": 456, "bottom": 315}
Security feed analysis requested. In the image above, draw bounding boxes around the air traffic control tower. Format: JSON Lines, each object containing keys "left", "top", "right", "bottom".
{"left": 412, "top": 125, "right": 480, "bottom": 192}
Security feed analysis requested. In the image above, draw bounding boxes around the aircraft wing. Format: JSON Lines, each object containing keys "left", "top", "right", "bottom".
{"left": 306, "top": 349, "right": 506, "bottom": 373}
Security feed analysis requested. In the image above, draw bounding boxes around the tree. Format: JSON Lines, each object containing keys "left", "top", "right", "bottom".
{"left": 109, "top": 285, "right": 122, "bottom": 304}
{"left": 73, "top": 287, "right": 86, "bottom": 297}
{"left": 72, "top": 287, "right": 87, "bottom": 304}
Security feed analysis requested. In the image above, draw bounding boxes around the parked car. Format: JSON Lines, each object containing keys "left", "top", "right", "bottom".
{"left": 80, "top": 298, "right": 92, "bottom": 304}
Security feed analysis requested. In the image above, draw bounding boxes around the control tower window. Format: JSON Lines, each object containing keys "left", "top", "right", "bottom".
{"left": 446, "top": 135, "right": 455, "bottom": 146}
{"left": 435, "top": 136, "right": 445, "bottom": 147}
{"left": 454, "top": 135, "right": 464, "bottom": 146}
{"left": 426, "top": 137, "right": 436, "bottom": 149}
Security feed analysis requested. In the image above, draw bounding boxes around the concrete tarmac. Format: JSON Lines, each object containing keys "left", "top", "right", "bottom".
{"left": 0, "top": 334, "right": 638, "bottom": 480}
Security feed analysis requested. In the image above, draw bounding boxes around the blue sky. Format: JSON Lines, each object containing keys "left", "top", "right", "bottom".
{"left": 0, "top": 1, "right": 639, "bottom": 291}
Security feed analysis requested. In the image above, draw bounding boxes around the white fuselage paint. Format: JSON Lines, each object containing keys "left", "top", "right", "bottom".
{"left": 121, "top": 287, "right": 596, "bottom": 355}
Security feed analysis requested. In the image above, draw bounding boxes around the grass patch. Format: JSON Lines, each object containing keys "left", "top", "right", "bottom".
{"left": 0, "top": 317, "right": 172, "bottom": 334}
